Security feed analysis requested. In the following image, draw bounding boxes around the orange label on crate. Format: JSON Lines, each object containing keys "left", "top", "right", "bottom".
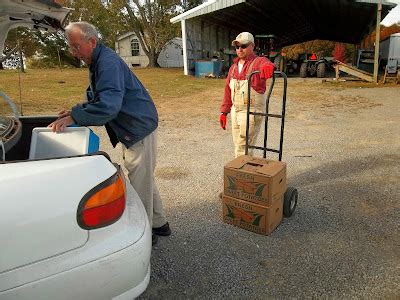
{"left": 224, "top": 204, "right": 263, "bottom": 226}
{"left": 226, "top": 176, "right": 267, "bottom": 199}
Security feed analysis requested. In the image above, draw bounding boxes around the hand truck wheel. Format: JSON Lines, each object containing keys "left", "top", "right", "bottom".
{"left": 283, "top": 186, "right": 298, "bottom": 218}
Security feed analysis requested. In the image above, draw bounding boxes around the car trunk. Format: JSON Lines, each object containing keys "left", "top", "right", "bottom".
{"left": 5, "top": 116, "right": 57, "bottom": 161}
{"left": 0, "top": 116, "right": 117, "bottom": 273}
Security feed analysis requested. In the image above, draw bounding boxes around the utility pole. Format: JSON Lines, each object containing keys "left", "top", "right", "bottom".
{"left": 16, "top": 30, "right": 25, "bottom": 73}
{"left": 57, "top": 46, "right": 63, "bottom": 72}
{"left": 373, "top": 0, "right": 382, "bottom": 83}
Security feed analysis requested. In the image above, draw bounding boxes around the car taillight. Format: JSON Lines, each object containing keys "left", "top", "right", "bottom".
{"left": 77, "top": 167, "right": 126, "bottom": 230}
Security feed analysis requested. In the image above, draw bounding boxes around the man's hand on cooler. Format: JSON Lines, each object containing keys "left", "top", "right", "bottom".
{"left": 57, "top": 109, "right": 71, "bottom": 119}
{"left": 48, "top": 116, "right": 75, "bottom": 133}
{"left": 260, "top": 63, "right": 275, "bottom": 79}
{"left": 220, "top": 112, "right": 227, "bottom": 130}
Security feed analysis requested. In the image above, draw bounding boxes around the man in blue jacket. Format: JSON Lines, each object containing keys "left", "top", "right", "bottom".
{"left": 49, "top": 22, "right": 170, "bottom": 245}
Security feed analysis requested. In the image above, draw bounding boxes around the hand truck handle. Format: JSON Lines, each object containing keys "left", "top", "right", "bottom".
{"left": 245, "top": 71, "right": 288, "bottom": 161}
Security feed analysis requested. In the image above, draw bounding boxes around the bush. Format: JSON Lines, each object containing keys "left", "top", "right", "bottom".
{"left": 332, "top": 43, "right": 346, "bottom": 63}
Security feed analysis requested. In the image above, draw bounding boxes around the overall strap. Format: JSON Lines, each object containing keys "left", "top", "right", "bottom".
{"left": 230, "top": 64, "right": 237, "bottom": 80}
{"left": 245, "top": 57, "right": 260, "bottom": 80}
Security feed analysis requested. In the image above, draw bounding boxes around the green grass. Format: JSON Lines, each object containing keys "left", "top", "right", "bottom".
{"left": 0, "top": 68, "right": 225, "bottom": 115}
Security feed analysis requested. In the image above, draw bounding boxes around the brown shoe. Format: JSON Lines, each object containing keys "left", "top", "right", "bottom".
{"left": 218, "top": 192, "right": 223, "bottom": 199}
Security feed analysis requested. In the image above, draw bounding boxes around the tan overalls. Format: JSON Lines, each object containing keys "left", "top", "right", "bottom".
{"left": 230, "top": 58, "right": 266, "bottom": 157}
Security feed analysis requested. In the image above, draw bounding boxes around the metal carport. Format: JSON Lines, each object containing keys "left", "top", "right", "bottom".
{"left": 171, "top": 0, "right": 396, "bottom": 80}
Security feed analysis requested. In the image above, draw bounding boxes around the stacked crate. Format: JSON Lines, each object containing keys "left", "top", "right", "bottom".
{"left": 222, "top": 155, "right": 287, "bottom": 235}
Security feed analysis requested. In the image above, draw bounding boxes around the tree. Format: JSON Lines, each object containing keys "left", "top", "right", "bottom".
{"left": 2, "top": 28, "right": 37, "bottom": 70}
{"left": 65, "top": 0, "right": 129, "bottom": 49}
{"left": 32, "top": 30, "right": 80, "bottom": 68}
{"left": 282, "top": 40, "right": 335, "bottom": 60}
{"left": 361, "top": 24, "right": 400, "bottom": 48}
{"left": 181, "top": 0, "right": 204, "bottom": 11}
{"left": 120, "top": 0, "right": 181, "bottom": 67}
{"left": 65, "top": 0, "right": 185, "bottom": 67}
{"left": 2, "top": 0, "right": 204, "bottom": 68}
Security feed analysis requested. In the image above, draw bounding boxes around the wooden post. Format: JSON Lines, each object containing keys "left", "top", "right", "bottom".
{"left": 335, "top": 64, "right": 339, "bottom": 80}
{"left": 373, "top": 1, "right": 382, "bottom": 83}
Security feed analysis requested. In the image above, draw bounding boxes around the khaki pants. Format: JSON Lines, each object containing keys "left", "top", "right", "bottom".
{"left": 231, "top": 106, "right": 261, "bottom": 157}
{"left": 122, "top": 130, "right": 167, "bottom": 228}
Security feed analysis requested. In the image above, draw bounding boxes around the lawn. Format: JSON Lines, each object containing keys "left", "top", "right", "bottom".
{"left": 0, "top": 67, "right": 225, "bottom": 115}
{"left": 1, "top": 67, "right": 388, "bottom": 122}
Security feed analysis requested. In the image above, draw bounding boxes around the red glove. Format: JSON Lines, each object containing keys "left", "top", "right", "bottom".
{"left": 220, "top": 113, "right": 227, "bottom": 130}
{"left": 260, "top": 63, "right": 275, "bottom": 79}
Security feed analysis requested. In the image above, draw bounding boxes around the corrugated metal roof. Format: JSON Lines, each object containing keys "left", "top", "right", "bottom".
{"left": 356, "top": 0, "right": 397, "bottom": 4}
{"left": 171, "top": 0, "right": 245, "bottom": 23}
{"left": 172, "top": 0, "right": 396, "bottom": 45}
{"left": 172, "top": 0, "right": 396, "bottom": 23}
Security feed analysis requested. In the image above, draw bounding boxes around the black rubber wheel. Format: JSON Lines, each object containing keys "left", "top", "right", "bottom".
{"left": 0, "top": 116, "right": 22, "bottom": 159}
{"left": 317, "top": 62, "right": 326, "bottom": 78}
{"left": 299, "top": 62, "right": 307, "bottom": 78}
{"left": 309, "top": 63, "right": 317, "bottom": 76}
{"left": 283, "top": 186, "right": 298, "bottom": 217}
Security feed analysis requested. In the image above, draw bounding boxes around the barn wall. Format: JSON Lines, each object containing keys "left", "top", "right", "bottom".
{"left": 185, "top": 19, "right": 237, "bottom": 74}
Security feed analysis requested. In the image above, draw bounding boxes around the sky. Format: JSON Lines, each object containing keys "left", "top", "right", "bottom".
{"left": 381, "top": 3, "right": 400, "bottom": 26}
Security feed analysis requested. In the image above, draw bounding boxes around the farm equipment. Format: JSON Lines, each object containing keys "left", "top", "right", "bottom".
{"left": 356, "top": 49, "right": 375, "bottom": 73}
{"left": 254, "top": 34, "right": 285, "bottom": 71}
{"left": 299, "top": 53, "right": 329, "bottom": 78}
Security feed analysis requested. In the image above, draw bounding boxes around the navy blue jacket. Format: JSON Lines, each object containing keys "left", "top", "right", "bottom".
{"left": 71, "top": 43, "right": 158, "bottom": 148}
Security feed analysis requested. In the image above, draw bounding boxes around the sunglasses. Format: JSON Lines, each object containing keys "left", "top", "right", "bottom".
{"left": 234, "top": 43, "right": 250, "bottom": 49}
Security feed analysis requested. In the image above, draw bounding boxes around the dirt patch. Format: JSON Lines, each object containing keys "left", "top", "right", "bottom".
{"left": 155, "top": 167, "right": 190, "bottom": 180}
{"left": 154, "top": 76, "right": 391, "bottom": 130}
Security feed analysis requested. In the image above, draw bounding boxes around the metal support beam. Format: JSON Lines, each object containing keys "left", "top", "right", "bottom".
{"left": 181, "top": 19, "right": 188, "bottom": 75}
{"left": 373, "top": 1, "right": 382, "bottom": 83}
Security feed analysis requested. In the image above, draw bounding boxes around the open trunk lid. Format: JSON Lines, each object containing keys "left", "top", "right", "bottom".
{"left": 0, "top": 0, "right": 70, "bottom": 56}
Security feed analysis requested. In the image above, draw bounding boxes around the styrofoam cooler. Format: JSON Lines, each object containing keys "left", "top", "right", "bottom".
{"left": 29, "top": 127, "right": 100, "bottom": 159}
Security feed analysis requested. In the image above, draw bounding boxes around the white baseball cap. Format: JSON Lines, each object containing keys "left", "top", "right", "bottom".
{"left": 231, "top": 32, "right": 254, "bottom": 46}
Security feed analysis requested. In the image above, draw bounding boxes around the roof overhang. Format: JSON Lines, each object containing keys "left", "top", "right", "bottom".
{"left": 171, "top": 0, "right": 397, "bottom": 46}
{"left": 117, "top": 31, "right": 136, "bottom": 41}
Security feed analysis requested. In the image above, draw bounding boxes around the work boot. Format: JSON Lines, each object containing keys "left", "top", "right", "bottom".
{"left": 153, "top": 222, "right": 171, "bottom": 236}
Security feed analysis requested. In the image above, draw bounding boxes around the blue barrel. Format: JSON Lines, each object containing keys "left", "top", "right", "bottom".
{"left": 195, "top": 60, "right": 222, "bottom": 77}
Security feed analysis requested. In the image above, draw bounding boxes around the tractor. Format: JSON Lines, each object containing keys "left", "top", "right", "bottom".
{"left": 254, "top": 34, "right": 285, "bottom": 71}
{"left": 299, "top": 53, "right": 328, "bottom": 78}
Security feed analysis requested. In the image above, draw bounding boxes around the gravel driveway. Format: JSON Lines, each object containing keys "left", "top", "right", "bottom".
{"left": 95, "top": 78, "right": 399, "bottom": 299}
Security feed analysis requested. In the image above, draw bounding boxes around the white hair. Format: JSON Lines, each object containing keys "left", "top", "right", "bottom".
{"left": 65, "top": 22, "right": 98, "bottom": 41}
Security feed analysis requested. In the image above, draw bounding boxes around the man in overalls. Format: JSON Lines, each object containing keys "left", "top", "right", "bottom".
{"left": 220, "top": 32, "right": 275, "bottom": 157}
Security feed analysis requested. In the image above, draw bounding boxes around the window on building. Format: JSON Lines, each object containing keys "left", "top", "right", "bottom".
{"left": 131, "top": 38, "right": 139, "bottom": 56}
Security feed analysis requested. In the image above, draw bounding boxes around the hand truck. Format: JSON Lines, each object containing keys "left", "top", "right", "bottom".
{"left": 245, "top": 71, "right": 298, "bottom": 217}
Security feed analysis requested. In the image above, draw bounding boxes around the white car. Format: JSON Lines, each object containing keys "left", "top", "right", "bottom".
{"left": 0, "top": 1, "right": 151, "bottom": 299}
